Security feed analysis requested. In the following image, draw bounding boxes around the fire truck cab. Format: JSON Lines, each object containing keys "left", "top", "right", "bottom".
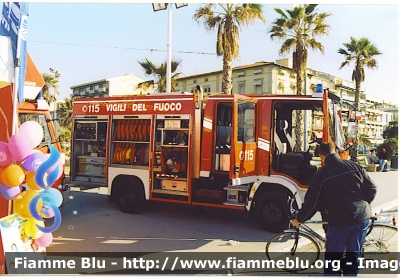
{"left": 70, "top": 89, "right": 348, "bottom": 232}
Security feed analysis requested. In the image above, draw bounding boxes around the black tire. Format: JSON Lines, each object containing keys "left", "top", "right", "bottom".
{"left": 256, "top": 191, "right": 291, "bottom": 233}
{"left": 266, "top": 232, "right": 320, "bottom": 271}
{"left": 115, "top": 184, "right": 146, "bottom": 214}
{"left": 363, "top": 224, "right": 398, "bottom": 253}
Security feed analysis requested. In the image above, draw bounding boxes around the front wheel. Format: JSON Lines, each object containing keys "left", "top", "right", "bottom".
{"left": 256, "top": 191, "right": 291, "bottom": 232}
{"left": 266, "top": 231, "right": 320, "bottom": 271}
{"left": 115, "top": 184, "right": 146, "bottom": 214}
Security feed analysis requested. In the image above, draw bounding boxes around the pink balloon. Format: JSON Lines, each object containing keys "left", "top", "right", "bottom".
{"left": 0, "top": 141, "right": 13, "bottom": 167}
{"left": 22, "top": 152, "right": 48, "bottom": 172}
{"left": 34, "top": 232, "right": 53, "bottom": 247}
{"left": 8, "top": 134, "right": 34, "bottom": 162}
{"left": 19, "top": 121, "right": 44, "bottom": 148}
{"left": 0, "top": 183, "right": 22, "bottom": 200}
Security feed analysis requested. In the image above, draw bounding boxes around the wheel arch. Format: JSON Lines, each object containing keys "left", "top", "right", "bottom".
{"left": 252, "top": 175, "right": 305, "bottom": 209}
{"left": 110, "top": 174, "right": 146, "bottom": 201}
{"left": 253, "top": 183, "right": 294, "bottom": 204}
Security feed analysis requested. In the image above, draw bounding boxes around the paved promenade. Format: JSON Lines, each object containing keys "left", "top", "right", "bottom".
{"left": 367, "top": 169, "right": 398, "bottom": 215}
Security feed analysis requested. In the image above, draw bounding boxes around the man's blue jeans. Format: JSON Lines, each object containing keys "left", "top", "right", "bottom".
{"left": 380, "top": 159, "right": 388, "bottom": 171}
{"left": 324, "top": 219, "right": 370, "bottom": 276}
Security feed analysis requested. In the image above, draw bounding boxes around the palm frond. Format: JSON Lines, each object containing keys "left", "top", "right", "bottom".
{"left": 195, "top": 3, "right": 265, "bottom": 94}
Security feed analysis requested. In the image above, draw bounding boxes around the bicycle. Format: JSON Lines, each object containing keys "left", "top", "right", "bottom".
{"left": 265, "top": 192, "right": 398, "bottom": 271}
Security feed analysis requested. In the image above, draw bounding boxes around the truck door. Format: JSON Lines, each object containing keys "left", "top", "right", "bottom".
{"left": 230, "top": 95, "right": 258, "bottom": 183}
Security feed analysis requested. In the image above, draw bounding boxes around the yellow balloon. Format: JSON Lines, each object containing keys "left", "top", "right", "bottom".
{"left": 25, "top": 172, "right": 42, "bottom": 190}
{"left": 22, "top": 218, "right": 44, "bottom": 239}
{"left": 14, "top": 190, "right": 42, "bottom": 219}
{"left": 2, "top": 164, "right": 25, "bottom": 187}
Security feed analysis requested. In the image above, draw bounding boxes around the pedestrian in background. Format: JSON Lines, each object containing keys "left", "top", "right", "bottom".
{"left": 369, "top": 149, "right": 380, "bottom": 164}
{"left": 378, "top": 148, "right": 389, "bottom": 172}
{"left": 291, "top": 142, "right": 377, "bottom": 276}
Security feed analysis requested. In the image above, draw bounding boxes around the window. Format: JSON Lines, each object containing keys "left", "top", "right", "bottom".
{"left": 236, "top": 71, "right": 245, "bottom": 77}
{"left": 204, "top": 87, "right": 211, "bottom": 93}
{"left": 238, "top": 81, "right": 245, "bottom": 94}
{"left": 253, "top": 79, "right": 263, "bottom": 94}
{"left": 89, "top": 86, "right": 93, "bottom": 90}
{"left": 253, "top": 69, "right": 262, "bottom": 75}
{"left": 205, "top": 78, "right": 209, "bottom": 82}
{"left": 193, "top": 80, "right": 197, "bottom": 84}
{"left": 215, "top": 102, "right": 232, "bottom": 171}
{"left": 237, "top": 102, "right": 255, "bottom": 142}
{"left": 278, "top": 82, "right": 284, "bottom": 95}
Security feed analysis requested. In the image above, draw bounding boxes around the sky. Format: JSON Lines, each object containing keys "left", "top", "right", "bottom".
{"left": 6, "top": 2, "right": 400, "bottom": 104}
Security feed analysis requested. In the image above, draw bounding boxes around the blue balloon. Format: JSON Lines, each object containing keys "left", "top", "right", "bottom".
{"left": 35, "top": 145, "right": 60, "bottom": 189}
{"left": 36, "top": 203, "right": 61, "bottom": 233}
{"left": 42, "top": 188, "right": 63, "bottom": 207}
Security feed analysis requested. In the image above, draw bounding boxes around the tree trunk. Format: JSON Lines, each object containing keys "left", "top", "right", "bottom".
{"left": 294, "top": 71, "right": 304, "bottom": 151}
{"left": 222, "top": 54, "right": 233, "bottom": 95}
{"left": 350, "top": 79, "right": 361, "bottom": 162}
{"left": 294, "top": 110, "right": 303, "bottom": 151}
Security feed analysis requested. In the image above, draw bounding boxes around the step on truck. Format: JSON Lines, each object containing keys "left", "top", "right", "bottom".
{"left": 69, "top": 87, "right": 353, "bottom": 232}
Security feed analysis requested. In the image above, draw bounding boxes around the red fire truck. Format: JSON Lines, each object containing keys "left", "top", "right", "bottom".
{"left": 70, "top": 88, "right": 351, "bottom": 232}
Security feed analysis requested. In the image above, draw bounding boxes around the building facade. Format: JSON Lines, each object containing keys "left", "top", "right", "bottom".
{"left": 70, "top": 73, "right": 152, "bottom": 98}
{"left": 68, "top": 60, "right": 397, "bottom": 150}
{"left": 174, "top": 58, "right": 397, "bottom": 149}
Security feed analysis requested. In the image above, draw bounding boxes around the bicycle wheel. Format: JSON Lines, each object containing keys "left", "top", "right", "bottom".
{"left": 363, "top": 224, "right": 398, "bottom": 253}
{"left": 266, "top": 232, "right": 320, "bottom": 271}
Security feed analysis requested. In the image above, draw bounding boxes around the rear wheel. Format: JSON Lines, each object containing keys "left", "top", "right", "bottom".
{"left": 257, "top": 191, "right": 291, "bottom": 233}
{"left": 363, "top": 224, "right": 398, "bottom": 253}
{"left": 116, "top": 184, "right": 146, "bottom": 214}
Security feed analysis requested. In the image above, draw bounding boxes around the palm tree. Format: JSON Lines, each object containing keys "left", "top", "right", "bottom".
{"left": 58, "top": 96, "right": 74, "bottom": 128}
{"left": 57, "top": 96, "right": 74, "bottom": 154}
{"left": 338, "top": 37, "right": 382, "bottom": 112}
{"left": 338, "top": 36, "right": 382, "bottom": 161}
{"left": 42, "top": 72, "right": 60, "bottom": 105}
{"left": 194, "top": 4, "right": 265, "bottom": 95}
{"left": 269, "top": 4, "right": 330, "bottom": 151}
{"left": 136, "top": 58, "right": 181, "bottom": 93}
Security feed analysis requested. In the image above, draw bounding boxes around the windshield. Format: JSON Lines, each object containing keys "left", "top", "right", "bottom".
{"left": 19, "top": 113, "right": 52, "bottom": 147}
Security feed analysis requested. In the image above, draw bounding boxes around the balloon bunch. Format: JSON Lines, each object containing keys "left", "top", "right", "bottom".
{"left": 0, "top": 121, "right": 63, "bottom": 248}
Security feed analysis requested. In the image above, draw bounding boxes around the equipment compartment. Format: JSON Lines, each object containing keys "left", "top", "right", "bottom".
{"left": 152, "top": 115, "right": 190, "bottom": 194}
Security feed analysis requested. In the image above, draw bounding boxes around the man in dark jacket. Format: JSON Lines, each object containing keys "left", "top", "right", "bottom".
{"left": 292, "top": 142, "right": 377, "bottom": 276}
{"left": 378, "top": 148, "right": 389, "bottom": 172}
